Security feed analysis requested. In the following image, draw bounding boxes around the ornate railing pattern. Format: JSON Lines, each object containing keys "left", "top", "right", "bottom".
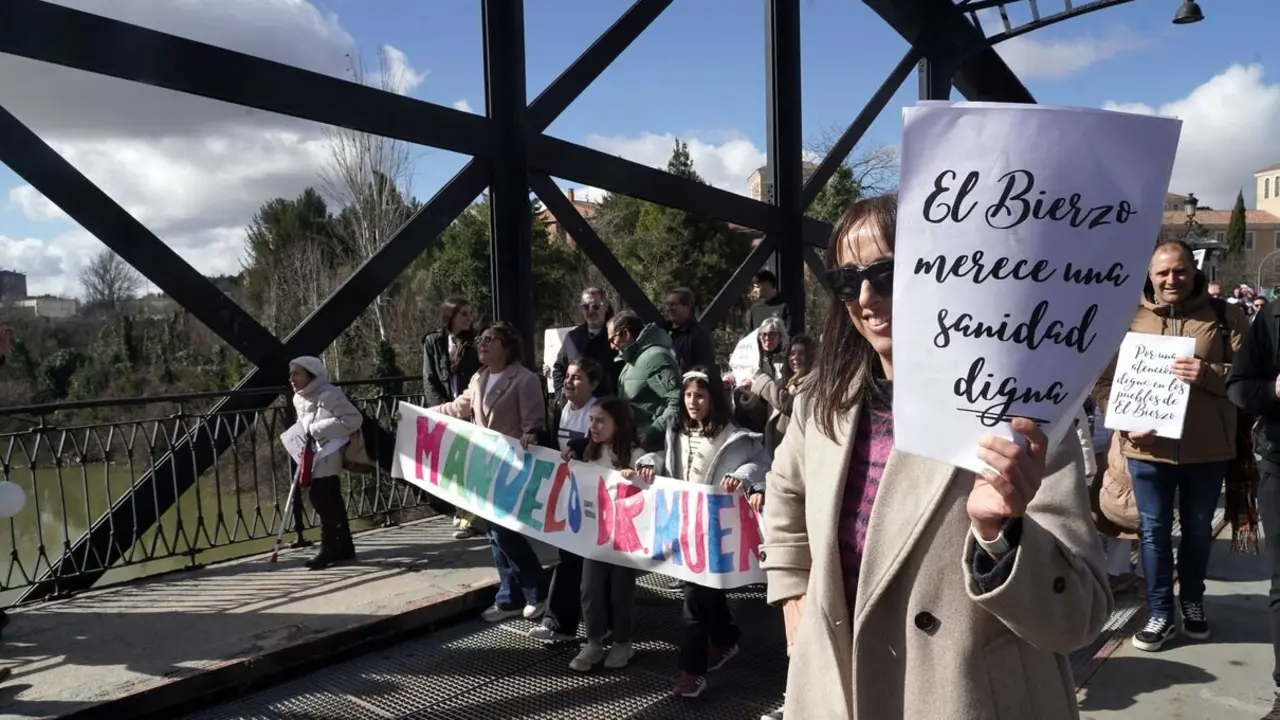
{"left": 0, "top": 377, "right": 434, "bottom": 604}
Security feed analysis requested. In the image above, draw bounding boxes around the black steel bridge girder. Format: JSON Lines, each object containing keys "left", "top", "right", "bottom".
{"left": 1, "top": 0, "right": 1033, "bottom": 602}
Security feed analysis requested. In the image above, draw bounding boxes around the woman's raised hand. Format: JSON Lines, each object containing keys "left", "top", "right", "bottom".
{"left": 969, "top": 417, "right": 1048, "bottom": 540}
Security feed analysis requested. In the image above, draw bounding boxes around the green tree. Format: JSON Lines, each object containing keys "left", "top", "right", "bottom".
{"left": 241, "top": 188, "right": 337, "bottom": 335}
{"left": 1225, "top": 190, "right": 1248, "bottom": 257}
{"left": 593, "top": 141, "right": 751, "bottom": 313}
{"left": 809, "top": 164, "right": 860, "bottom": 224}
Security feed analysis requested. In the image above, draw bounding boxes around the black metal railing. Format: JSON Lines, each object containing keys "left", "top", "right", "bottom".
{"left": 0, "top": 376, "right": 434, "bottom": 604}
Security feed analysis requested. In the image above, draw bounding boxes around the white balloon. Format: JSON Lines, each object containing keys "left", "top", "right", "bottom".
{"left": 0, "top": 481, "right": 26, "bottom": 519}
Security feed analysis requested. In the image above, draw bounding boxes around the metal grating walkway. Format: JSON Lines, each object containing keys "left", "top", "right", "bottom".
{"left": 181, "top": 561, "right": 1153, "bottom": 720}
{"left": 182, "top": 574, "right": 787, "bottom": 720}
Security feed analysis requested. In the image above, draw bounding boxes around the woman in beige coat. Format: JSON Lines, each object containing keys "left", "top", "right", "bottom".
{"left": 760, "top": 195, "right": 1111, "bottom": 719}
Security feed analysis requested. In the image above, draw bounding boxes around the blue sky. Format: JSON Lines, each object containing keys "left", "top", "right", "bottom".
{"left": 2, "top": 0, "right": 1278, "bottom": 296}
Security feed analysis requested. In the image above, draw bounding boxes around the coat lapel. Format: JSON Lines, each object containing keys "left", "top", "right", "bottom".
{"left": 854, "top": 449, "right": 959, "bottom": 629}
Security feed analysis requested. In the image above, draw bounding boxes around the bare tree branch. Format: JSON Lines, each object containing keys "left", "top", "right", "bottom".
{"left": 804, "top": 125, "right": 900, "bottom": 195}
{"left": 318, "top": 47, "right": 422, "bottom": 345}
{"left": 80, "top": 249, "right": 143, "bottom": 308}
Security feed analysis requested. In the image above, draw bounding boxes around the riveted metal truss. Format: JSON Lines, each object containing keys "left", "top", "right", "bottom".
{"left": 0, "top": 0, "right": 1037, "bottom": 602}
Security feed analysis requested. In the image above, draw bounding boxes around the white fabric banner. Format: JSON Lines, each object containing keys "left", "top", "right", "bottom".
{"left": 391, "top": 402, "right": 766, "bottom": 588}
{"left": 892, "top": 102, "right": 1181, "bottom": 472}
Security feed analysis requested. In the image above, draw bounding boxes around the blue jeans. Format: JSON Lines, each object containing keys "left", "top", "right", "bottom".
{"left": 1127, "top": 458, "right": 1226, "bottom": 620}
{"left": 489, "top": 525, "right": 546, "bottom": 609}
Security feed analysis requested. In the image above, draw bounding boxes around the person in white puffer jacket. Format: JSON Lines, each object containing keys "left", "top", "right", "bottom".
{"left": 289, "top": 356, "right": 364, "bottom": 570}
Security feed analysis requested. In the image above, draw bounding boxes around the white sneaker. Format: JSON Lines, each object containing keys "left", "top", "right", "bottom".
{"left": 481, "top": 605, "right": 523, "bottom": 623}
{"left": 522, "top": 600, "right": 546, "bottom": 620}
{"left": 603, "top": 642, "right": 634, "bottom": 669}
{"left": 569, "top": 643, "right": 607, "bottom": 672}
{"left": 527, "top": 625, "right": 575, "bottom": 643}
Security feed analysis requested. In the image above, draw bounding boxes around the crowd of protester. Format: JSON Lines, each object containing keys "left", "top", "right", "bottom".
{"left": 14, "top": 193, "right": 1280, "bottom": 716}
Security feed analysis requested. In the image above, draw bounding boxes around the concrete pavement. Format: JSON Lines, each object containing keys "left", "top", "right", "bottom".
{"left": 1079, "top": 535, "right": 1278, "bottom": 720}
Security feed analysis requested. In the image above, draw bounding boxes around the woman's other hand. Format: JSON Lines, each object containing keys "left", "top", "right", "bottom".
{"left": 782, "top": 595, "right": 805, "bottom": 655}
{"left": 721, "top": 475, "right": 742, "bottom": 492}
{"left": 519, "top": 433, "right": 538, "bottom": 450}
{"left": 748, "top": 491, "right": 764, "bottom": 513}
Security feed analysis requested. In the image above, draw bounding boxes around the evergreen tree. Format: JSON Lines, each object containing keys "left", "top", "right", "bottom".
{"left": 809, "top": 164, "right": 860, "bottom": 224}
{"left": 1225, "top": 190, "right": 1248, "bottom": 257}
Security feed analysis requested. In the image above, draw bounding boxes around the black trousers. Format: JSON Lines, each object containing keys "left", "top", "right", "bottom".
{"left": 679, "top": 582, "right": 740, "bottom": 675}
{"left": 1259, "top": 469, "right": 1280, "bottom": 685}
{"left": 308, "top": 475, "right": 353, "bottom": 556}
{"left": 544, "top": 550, "right": 615, "bottom": 636}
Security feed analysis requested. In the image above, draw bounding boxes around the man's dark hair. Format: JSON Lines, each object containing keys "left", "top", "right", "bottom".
{"left": 1153, "top": 239, "right": 1195, "bottom": 264}
{"left": 667, "top": 287, "right": 695, "bottom": 307}
{"left": 753, "top": 270, "right": 778, "bottom": 288}
{"left": 609, "top": 310, "right": 645, "bottom": 339}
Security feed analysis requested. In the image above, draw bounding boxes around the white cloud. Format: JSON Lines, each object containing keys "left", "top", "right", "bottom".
{"left": 1103, "top": 63, "right": 1280, "bottom": 209}
{"left": 0, "top": 0, "right": 429, "bottom": 298}
{"left": 582, "top": 131, "right": 766, "bottom": 197}
{"left": 451, "top": 98, "right": 474, "bottom": 113}
{"left": 571, "top": 187, "right": 609, "bottom": 203}
{"left": 974, "top": 9, "right": 1145, "bottom": 80}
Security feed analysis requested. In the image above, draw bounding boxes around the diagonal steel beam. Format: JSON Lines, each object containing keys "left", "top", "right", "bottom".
{"left": 528, "top": 0, "right": 673, "bottom": 132}
{"left": 0, "top": 0, "right": 495, "bottom": 157}
{"left": 700, "top": 236, "right": 779, "bottom": 331}
{"left": 530, "top": 173, "right": 662, "bottom": 325}
{"left": 802, "top": 48, "right": 920, "bottom": 209}
{"left": 0, "top": 105, "right": 284, "bottom": 370}
{"left": 17, "top": 161, "right": 486, "bottom": 603}
{"left": 862, "top": 0, "right": 1035, "bottom": 104}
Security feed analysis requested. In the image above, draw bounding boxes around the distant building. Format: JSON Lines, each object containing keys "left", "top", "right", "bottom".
{"left": 747, "top": 163, "right": 819, "bottom": 204}
{"left": 1161, "top": 174, "right": 1280, "bottom": 289}
{"left": 12, "top": 296, "right": 79, "bottom": 319}
{"left": 537, "top": 188, "right": 600, "bottom": 247}
{"left": 0, "top": 270, "right": 27, "bottom": 303}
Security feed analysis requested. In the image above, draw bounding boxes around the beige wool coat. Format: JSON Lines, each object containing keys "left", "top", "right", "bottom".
{"left": 761, "top": 393, "right": 1112, "bottom": 719}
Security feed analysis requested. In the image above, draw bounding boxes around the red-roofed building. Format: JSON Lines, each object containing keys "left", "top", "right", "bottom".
{"left": 1161, "top": 173, "right": 1280, "bottom": 288}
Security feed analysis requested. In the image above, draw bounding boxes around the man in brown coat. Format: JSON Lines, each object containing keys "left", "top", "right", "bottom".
{"left": 1094, "top": 239, "right": 1247, "bottom": 652}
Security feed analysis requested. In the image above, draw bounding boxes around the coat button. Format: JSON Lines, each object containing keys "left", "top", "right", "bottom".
{"left": 914, "top": 612, "right": 938, "bottom": 632}
{"left": 1052, "top": 576, "right": 1066, "bottom": 594}
{"left": 758, "top": 550, "right": 767, "bottom": 562}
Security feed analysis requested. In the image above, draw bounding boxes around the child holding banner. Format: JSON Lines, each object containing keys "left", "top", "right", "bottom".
{"left": 638, "top": 367, "right": 770, "bottom": 698}
{"left": 531, "top": 358, "right": 605, "bottom": 644}
{"left": 566, "top": 397, "right": 650, "bottom": 672}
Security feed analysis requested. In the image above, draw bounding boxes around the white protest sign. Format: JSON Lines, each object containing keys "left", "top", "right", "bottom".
{"left": 1103, "top": 332, "right": 1196, "bottom": 439}
{"left": 1193, "top": 249, "right": 1206, "bottom": 270}
{"left": 893, "top": 103, "right": 1181, "bottom": 473}
{"left": 543, "top": 327, "right": 572, "bottom": 393}
{"left": 728, "top": 331, "right": 760, "bottom": 384}
{"left": 279, "top": 422, "right": 350, "bottom": 464}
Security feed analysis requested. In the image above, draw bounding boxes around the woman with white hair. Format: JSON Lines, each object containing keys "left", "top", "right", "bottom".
{"left": 289, "top": 356, "right": 364, "bottom": 570}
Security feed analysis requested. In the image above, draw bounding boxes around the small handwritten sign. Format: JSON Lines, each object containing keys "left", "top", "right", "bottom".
{"left": 728, "top": 331, "right": 760, "bottom": 385}
{"left": 892, "top": 102, "right": 1182, "bottom": 472}
{"left": 1103, "top": 332, "right": 1195, "bottom": 439}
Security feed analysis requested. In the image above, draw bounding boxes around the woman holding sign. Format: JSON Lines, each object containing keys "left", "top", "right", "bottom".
{"left": 761, "top": 195, "right": 1109, "bottom": 719}
{"left": 429, "top": 321, "right": 549, "bottom": 624}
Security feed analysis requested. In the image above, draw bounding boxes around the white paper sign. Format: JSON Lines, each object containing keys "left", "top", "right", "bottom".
{"left": 279, "top": 422, "right": 350, "bottom": 464}
{"left": 892, "top": 102, "right": 1181, "bottom": 472}
{"left": 1103, "top": 332, "right": 1196, "bottom": 439}
{"left": 728, "top": 331, "right": 760, "bottom": 384}
{"left": 1193, "top": 249, "right": 1206, "bottom": 269}
{"left": 543, "top": 327, "right": 573, "bottom": 393}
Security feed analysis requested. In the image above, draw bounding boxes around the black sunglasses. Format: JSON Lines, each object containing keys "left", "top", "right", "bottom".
{"left": 824, "top": 260, "right": 894, "bottom": 302}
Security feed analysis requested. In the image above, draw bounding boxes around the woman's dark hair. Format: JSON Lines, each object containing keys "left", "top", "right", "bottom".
{"left": 567, "top": 357, "right": 604, "bottom": 393}
{"left": 440, "top": 296, "right": 471, "bottom": 335}
{"left": 483, "top": 321, "right": 524, "bottom": 365}
{"left": 812, "top": 193, "right": 897, "bottom": 440}
{"left": 608, "top": 310, "right": 645, "bottom": 340}
{"left": 584, "top": 396, "right": 639, "bottom": 469}
{"left": 787, "top": 334, "right": 816, "bottom": 377}
{"left": 676, "top": 366, "right": 732, "bottom": 437}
